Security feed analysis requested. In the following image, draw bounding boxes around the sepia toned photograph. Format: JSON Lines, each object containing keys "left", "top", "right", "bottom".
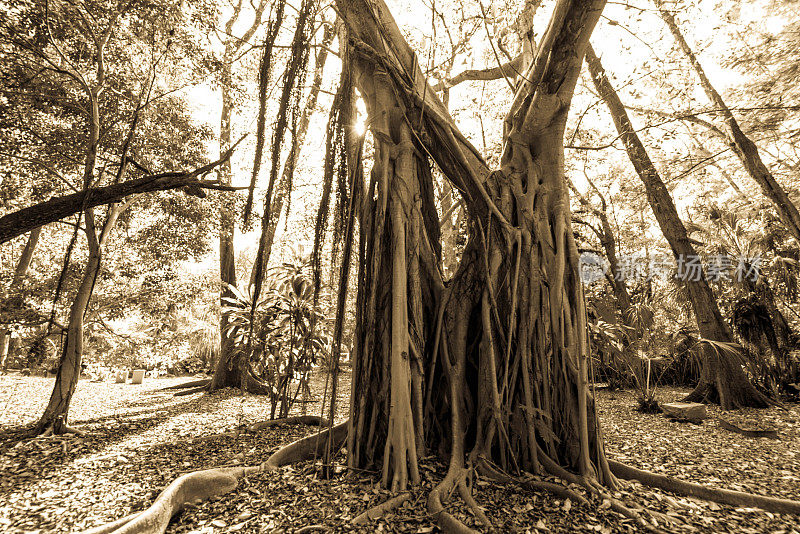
{"left": 1, "top": 0, "right": 798, "bottom": 532}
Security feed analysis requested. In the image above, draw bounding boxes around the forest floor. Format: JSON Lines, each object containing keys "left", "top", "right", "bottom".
{"left": 0, "top": 372, "right": 798, "bottom": 533}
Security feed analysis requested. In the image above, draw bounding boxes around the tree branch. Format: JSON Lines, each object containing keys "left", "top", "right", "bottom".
{"left": 431, "top": 54, "right": 524, "bottom": 91}
{"left": 0, "top": 138, "right": 246, "bottom": 244}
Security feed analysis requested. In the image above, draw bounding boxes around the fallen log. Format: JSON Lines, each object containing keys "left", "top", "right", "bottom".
{"left": 158, "top": 379, "right": 211, "bottom": 391}
{"left": 248, "top": 415, "right": 328, "bottom": 432}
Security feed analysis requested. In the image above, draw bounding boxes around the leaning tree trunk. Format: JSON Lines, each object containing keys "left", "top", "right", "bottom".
{"left": 341, "top": 0, "right": 612, "bottom": 493}
{"left": 585, "top": 45, "right": 769, "bottom": 409}
{"left": 1, "top": 226, "right": 42, "bottom": 371}
{"left": 35, "top": 220, "right": 101, "bottom": 434}
{"left": 654, "top": 1, "right": 800, "bottom": 244}
{"left": 35, "top": 201, "right": 130, "bottom": 434}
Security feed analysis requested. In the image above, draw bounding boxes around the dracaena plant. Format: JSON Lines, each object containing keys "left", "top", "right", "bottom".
{"left": 222, "top": 254, "right": 330, "bottom": 418}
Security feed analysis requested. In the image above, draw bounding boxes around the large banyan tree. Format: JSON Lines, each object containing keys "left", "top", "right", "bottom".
{"left": 339, "top": 0, "right": 610, "bottom": 491}
{"left": 86, "top": 0, "right": 800, "bottom": 532}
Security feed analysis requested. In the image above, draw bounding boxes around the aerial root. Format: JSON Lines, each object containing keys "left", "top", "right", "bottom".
{"left": 428, "top": 466, "right": 478, "bottom": 534}
{"left": 351, "top": 492, "right": 410, "bottom": 525}
{"left": 609, "top": 460, "right": 800, "bottom": 515}
{"left": 81, "top": 422, "right": 349, "bottom": 534}
{"left": 457, "top": 477, "right": 491, "bottom": 528}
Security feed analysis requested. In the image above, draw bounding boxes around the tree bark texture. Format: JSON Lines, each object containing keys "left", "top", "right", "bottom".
{"left": 211, "top": 53, "right": 241, "bottom": 391}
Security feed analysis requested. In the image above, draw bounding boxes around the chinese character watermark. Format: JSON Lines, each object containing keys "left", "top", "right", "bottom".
{"left": 578, "top": 253, "right": 761, "bottom": 285}
{"left": 579, "top": 252, "right": 608, "bottom": 284}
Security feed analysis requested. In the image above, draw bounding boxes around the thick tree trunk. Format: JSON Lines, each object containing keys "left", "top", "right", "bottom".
{"left": 345, "top": 58, "right": 441, "bottom": 489}
{"left": 341, "top": 0, "right": 611, "bottom": 494}
{"left": 655, "top": 3, "right": 800, "bottom": 244}
{"left": 585, "top": 45, "right": 769, "bottom": 409}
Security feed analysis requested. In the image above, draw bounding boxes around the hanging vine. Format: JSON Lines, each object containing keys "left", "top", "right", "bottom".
{"left": 249, "top": 0, "right": 318, "bottom": 324}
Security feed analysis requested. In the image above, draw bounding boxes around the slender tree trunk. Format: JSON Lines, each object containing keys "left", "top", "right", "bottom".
{"left": 248, "top": 23, "right": 335, "bottom": 287}
{"left": 585, "top": 45, "right": 769, "bottom": 408}
{"left": 209, "top": 1, "right": 269, "bottom": 391}
{"left": 210, "top": 61, "right": 242, "bottom": 391}
{"left": 12, "top": 226, "right": 42, "bottom": 285}
{"left": 569, "top": 179, "right": 632, "bottom": 315}
{"left": 36, "top": 202, "right": 127, "bottom": 434}
{"left": 655, "top": 2, "right": 800, "bottom": 244}
{"left": 1, "top": 226, "right": 42, "bottom": 371}
{"left": 35, "top": 65, "right": 106, "bottom": 434}
{"left": 35, "top": 230, "right": 100, "bottom": 434}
